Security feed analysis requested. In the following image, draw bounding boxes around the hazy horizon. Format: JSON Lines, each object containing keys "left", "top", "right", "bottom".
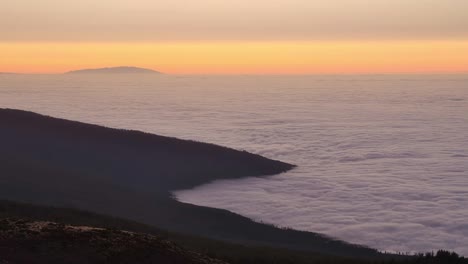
{"left": 3, "top": 71, "right": 468, "bottom": 76}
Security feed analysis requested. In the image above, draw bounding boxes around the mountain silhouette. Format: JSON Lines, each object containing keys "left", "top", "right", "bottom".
{"left": 0, "top": 108, "right": 382, "bottom": 258}
{"left": 66, "top": 66, "right": 161, "bottom": 74}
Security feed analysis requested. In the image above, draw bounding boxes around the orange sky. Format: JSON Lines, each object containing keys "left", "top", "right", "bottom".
{"left": 2, "top": 0, "right": 468, "bottom": 74}
{"left": 1, "top": 41, "right": 468, "bottom": 74}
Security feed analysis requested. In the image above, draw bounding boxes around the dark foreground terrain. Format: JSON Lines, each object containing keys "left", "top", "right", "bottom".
{"left": 0, "top": 108, "right": 379, "bottom": 257}
{"left": 1, "top": 200, "right": 466, "bottom": 264}
{"left": 0, "top": 218, "right": 224, "bottom": 264}
{"left": 0, "top": 109, "right": 466, "bottom": 263}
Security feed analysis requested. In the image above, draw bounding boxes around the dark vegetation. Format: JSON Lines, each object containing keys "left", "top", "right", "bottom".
{"left": 411, "top": 251, "right": 468, "bottom": 264}
{"left": 0, "top": 109, "right": 465, "bottom": 263}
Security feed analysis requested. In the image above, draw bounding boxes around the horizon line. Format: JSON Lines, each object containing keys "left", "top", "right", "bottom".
{"left": 3, "top": 71, "right": 468, "bottom": 76}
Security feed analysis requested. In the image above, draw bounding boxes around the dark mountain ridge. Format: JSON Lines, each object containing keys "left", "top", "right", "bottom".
{"left": 0, "top": 108, "right": 380, "bottom": 258}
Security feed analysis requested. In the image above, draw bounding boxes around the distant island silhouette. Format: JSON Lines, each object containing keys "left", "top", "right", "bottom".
{"left": 66, "top": 66, "right": 161, "bottom": 74}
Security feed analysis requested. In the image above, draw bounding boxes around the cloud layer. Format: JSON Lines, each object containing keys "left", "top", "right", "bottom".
{"left": 1, "top": 74, "right": 467, "bottom": 255}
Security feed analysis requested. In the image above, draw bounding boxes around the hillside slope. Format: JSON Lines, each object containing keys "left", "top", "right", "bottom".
{"left": 3, "top": 201, "right": 466, "bottom": 264}
{"left": 0, "top": 218, "right": 225, "bottom": 264}
{"left": 0, "top": 108, "right": 379, "bottom": 257}
{"left": 0, "top": 200, "right": 394, "bottom": 264}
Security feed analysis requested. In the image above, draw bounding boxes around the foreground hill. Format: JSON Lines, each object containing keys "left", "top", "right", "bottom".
{"left": 0, "top": 108, "right": 379, "bottom": 257}
{"left": 0, "top": 200, "right": 374, "bottom": 264}
{"left": 2, "top": 200, "right": 466, "bottom": 264}
{"left": 0, "top": 218, "right": 225, "bottom": 264}
{"left": 66, "top": 66, "right": 161, "bottom": 74}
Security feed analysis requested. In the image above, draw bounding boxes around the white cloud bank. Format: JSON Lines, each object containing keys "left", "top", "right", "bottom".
{"left": 1, "top": 74, "right": 467, "bottom": 255}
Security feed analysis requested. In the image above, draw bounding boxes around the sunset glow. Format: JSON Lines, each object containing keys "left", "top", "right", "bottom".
{"left": 2, "top": 41, "right": 468, "bottom": 74}
{"left": 2, "top": 0, "right": 468, "bottom": 74}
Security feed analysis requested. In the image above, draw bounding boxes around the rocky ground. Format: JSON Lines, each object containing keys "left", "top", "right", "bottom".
{"left": 0, "top": 218, "right": 226, "bottom": 264}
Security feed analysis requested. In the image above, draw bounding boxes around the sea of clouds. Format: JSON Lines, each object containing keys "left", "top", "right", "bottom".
{"left": 1, "top": 74, "right": 467, "bottom": 254}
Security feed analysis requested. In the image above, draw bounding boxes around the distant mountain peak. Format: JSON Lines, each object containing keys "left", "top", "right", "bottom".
{"left": 66, "top": 66, "right": 161, "bottom": 74}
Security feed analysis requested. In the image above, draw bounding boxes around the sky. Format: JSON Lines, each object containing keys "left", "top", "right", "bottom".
{"left": 1, "top": 0, "right": 468, "bottom": 74}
